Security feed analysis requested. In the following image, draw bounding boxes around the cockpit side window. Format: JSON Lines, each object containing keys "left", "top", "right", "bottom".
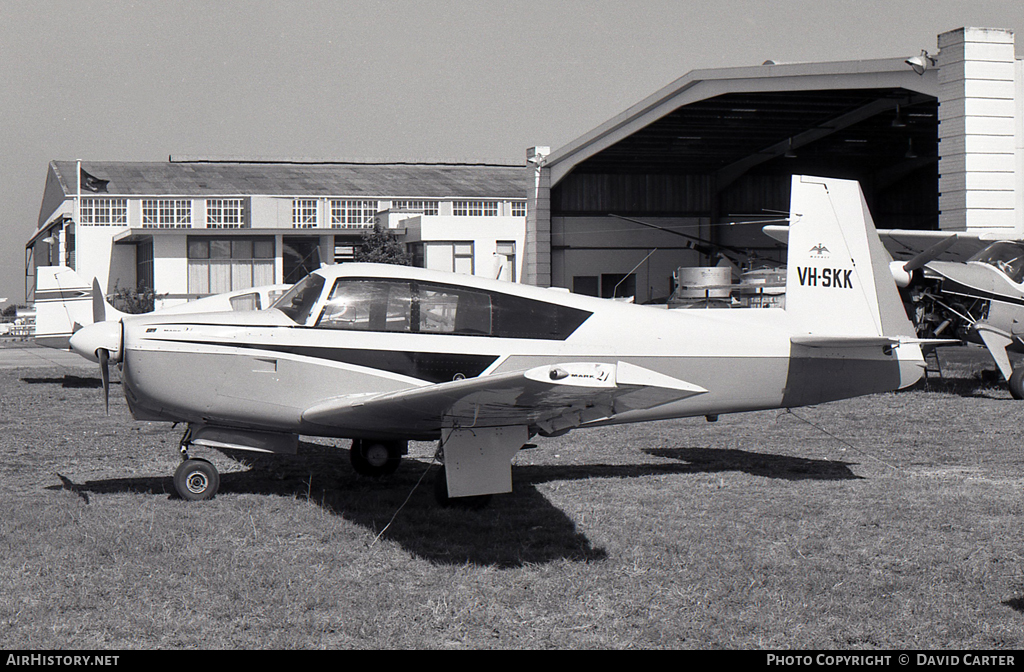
{"left": 272, "top": 273, "right": 326, "bottom": 324}
{"left": 969, "top": 242, "right": 1024, "bottom": 284}
{"left": 309, "top": 276, "right": 591, "bottom": 339}
{"left": 318, "top": 279, "right": 412, "bottom": 332}
{"left": 229, "top": 292, "right": 260, "bottom": 311}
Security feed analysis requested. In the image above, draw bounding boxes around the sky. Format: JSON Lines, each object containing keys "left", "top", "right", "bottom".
{"left": 1, "top": 0, "right": 1023, "bottom": 305}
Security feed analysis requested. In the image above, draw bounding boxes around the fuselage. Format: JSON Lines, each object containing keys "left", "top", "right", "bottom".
{"left": 112, "top": 264, "right": 914, "bottom": 441}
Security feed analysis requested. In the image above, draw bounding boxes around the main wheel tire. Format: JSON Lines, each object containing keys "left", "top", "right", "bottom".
{"left": 173, "top": 458, "right": 220, "bottom": 501}
{"left": 432, "top": 465, "right": 492, "bottom": 509}
{"left": 1009, "top": 368, "right": 1024, "bottom": 400}
{"left": 349, "top": 440, "right": 402, "bottom": 477}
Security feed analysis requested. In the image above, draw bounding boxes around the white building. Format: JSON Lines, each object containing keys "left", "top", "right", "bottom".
{"left": 27, "top": 158, "right": 528, "bottom": 309}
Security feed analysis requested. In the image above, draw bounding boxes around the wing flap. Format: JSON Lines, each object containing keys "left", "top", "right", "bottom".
{"left": 301, "top": 361, "right": 707, "bottom": 435}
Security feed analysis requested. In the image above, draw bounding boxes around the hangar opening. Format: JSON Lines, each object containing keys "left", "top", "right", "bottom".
{"left": 531, "top": 27, "right": 1021, "bottom": 304}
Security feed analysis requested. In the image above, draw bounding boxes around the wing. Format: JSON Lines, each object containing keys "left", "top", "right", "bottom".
{"left": 762, "top": 225, "right": 995, "bottom": 263}
{"left": 301, "top": 361, "right": 707, "bottom": 437}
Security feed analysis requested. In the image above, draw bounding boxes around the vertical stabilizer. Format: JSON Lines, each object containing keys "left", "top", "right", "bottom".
{"left": 34, "top": 267, "right": 125, "bottom": 349}
{"left": 784, "top": 175, "right": 916, "bottom": 339}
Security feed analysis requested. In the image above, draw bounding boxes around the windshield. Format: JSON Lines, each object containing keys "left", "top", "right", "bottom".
{"left": 271, "top": 272, "right": 326, "bottom": 324}
{"left": 967, "top": 242, "right": 1024, "bottom": 284}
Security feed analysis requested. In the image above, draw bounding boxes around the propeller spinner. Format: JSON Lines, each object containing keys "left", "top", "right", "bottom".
{"left": 69, "top": 319, "right": 123, "bottom": 413}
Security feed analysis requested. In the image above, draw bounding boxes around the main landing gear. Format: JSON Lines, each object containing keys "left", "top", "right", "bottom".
{"left": 349, "top": 439, "right": 406, "bottom": 477}
{"left": 1009, "top": 368, "right": 1024, "bottom": 400}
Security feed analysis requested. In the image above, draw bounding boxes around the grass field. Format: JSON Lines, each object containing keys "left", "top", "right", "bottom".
{"left": 2, "top": 346, "right": 1023, "bottom": 649}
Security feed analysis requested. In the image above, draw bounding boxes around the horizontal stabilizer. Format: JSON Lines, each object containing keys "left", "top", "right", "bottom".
{"left": 791, "top": 335, "right": 960, "bottom": 349}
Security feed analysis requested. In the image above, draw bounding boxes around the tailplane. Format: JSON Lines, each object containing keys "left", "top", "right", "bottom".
{"left": 34, "top": 266, "right": 124, "bottom": 349}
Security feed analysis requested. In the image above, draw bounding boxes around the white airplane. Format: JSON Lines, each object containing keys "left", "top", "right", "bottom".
{"left": 764, "top": 223, "right": 1024, "bottom": 396}
{"left": 66, "top": 175, "right": 931, "bottom": 506}
{"left": 33, "top": 265, "right": 290, "bottom": 350}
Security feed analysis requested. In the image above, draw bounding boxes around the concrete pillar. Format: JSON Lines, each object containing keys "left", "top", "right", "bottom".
{"left": 937, "top": 27, "right": 1020, "bottom": 235}
{"left": 523, "top": 146, "right": 551, "bottom": 287}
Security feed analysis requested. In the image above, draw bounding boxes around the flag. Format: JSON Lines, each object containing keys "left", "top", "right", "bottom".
{"left": 79, "top": 167, "right": 109, "bottom": 193}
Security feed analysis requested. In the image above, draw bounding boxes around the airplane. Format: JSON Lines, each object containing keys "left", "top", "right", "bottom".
{"left": 909, "top": 240, "right": 1024, "bottom": 399}
{"left": 64, "top": 175, "right": 933, "bottom": 506}
{"left": 764, "top": 224, "right": 1024, "bottom": 397}
{"left": 33, "top": 265, "right": 290, "bottom": 350}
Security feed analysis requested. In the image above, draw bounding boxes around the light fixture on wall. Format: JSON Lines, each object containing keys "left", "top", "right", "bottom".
{"left": 905, "top": 50, "right": 936, "bottom": 75}
{"left": 905, "top": 138, "right": 917, "bottom": 159}
{"left": 892, "top": 104, "right": 906, "bottom": 128}
{"left": 784, "top": 138, "right": 797, "bottom": 158}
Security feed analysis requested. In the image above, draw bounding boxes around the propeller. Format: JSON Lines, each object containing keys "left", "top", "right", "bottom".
{"left": 68, "top": 319, "right": 122, "bottom": 414}
{"left": 902, "top": 235, "right": 959, "bottom": 273}
{"left": 98, "top": 346, "right": 110, "bottom": 414}
{"left": 890, "top": 234, "right": 959, "bottom": 287}
{"left": 92, "top": 278, "right": 106, "bottom": 323}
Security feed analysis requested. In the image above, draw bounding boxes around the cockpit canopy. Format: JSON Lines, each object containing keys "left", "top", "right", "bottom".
{"left": 272, "top": 269, "right": 592, "bottom": 340}
{"left": 967, "top": 241, "right": 1024, "bottom": 284}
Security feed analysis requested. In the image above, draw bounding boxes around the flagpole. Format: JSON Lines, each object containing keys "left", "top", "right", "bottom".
{"left": 75, "top": 159, "right": 81, "bottom": 271}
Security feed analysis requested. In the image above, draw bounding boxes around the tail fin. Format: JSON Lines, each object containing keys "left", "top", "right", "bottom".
{"left": 784, "top": 175, "right": 916, "bottom": 339}
{"left": 34, "top": 267, "right": 124, "bottom": 349}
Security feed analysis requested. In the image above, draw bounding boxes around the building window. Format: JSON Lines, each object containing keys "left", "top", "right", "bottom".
{"left": 206, "top": 199, "right": 246, "bottom": 228}
{"left": 292, "top": 199, "right": 318, "bottom": 228}
{"left": 496, "top": 241, "right": 516, "bottom": 282}
{"left": 331, "top": 200, "right": 378, "bottom": 228}
{"left": 80, "top": 198, "right": 127, "bottom": 225}
{"left": 601, "top": 273, "right": 636, "bottom": 299}
{"left": 136, "top": 240, "right": 154, "bottom": 291}
{"left": 392, "top": 200, "right": 439, "bottom": 216}
{"left": 511, "top": 202, "right": 527, "bottom": 217}
{"left": 142, "top": 199, "right": 192, "bottom": 228}
{"left": 187, "top": 236, "right": 274, "bottom": 294}
{"left": 334, "top": 243, "right": 356, "bottom": 263}
{"left": 453, "top": 201, "right": 498, "bottom": 217}
{"left": 424, "top": 242, "right": 474, "bottom": 275}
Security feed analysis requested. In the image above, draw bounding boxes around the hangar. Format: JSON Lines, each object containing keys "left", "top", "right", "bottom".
{"left": 523, "top": 26, "right": 1023, "bottom": 304}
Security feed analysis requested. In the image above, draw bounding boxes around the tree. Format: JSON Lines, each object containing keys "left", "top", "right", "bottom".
{"left": 109, "top": 283, "right": 165, "bottom": 314}
{"left": 355, "top": 222, "right": 411, "bottom": 266}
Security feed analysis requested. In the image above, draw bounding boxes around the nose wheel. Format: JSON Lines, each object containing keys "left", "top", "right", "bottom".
{"left": 173, "top": 458, "right": 220, "bottom": 501}
{"left": 172, "top": 426, "right": 220, "bottom": 501}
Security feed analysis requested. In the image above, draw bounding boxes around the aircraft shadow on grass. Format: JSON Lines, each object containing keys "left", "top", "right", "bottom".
{"left": 21, "top": 374, "right": 113, "bottom": 389}
{"left": 47, "top": 440, "right": 858, "bottom": 567}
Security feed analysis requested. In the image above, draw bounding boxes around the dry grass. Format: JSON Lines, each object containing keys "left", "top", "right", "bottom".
{"left": 2, "top": 346, "right": 1023, "bottom": 649}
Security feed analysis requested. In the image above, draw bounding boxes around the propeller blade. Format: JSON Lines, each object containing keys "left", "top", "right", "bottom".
{"left": 98, "top": 347, "right": 110, "bottom": 414}
{"left": 91, "top": 279, "right": 106, "bottom": 324}
{"left": 902, "top": 235, "right": 959, "bottom": 273}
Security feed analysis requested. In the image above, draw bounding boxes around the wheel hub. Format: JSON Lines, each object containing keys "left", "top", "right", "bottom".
{"left": 185, "top": 471, "right": 209, "bottom": 494}
{"left": 365, "top": 443, "right": 390, "bottom": 468}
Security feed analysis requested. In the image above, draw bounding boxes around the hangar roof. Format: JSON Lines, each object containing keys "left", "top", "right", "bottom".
{"left": 546, "top": 57, "right": 939, "bottom": 187}
{"left": 47, "top": 158, "right": 529, "bottom": 199}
